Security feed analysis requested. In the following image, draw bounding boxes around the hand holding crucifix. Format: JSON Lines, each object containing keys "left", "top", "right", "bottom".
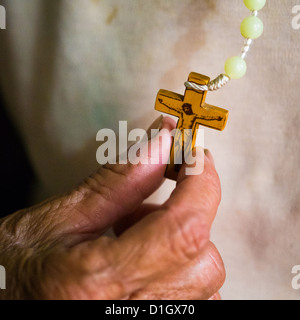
{"left": 155, "top": 72, "right": 229, "bottom": 181}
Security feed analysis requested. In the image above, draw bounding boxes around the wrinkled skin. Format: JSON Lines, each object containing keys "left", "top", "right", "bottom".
{"left": 1, "top": 0, "right": 300, "bottom": 299}
{"left": 0, "top": 117, "right": 225, "bottom": 300}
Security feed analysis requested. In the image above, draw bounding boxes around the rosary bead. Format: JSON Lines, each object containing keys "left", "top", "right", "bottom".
{"left": 243, "top": 0, "right": 266, "bottom": 11}
{"left": 224, "top": 56, "right": 247, "bottom": 79}
{"left": 240, "top": 16, "right": 264, "bottom": 39}
{"left": 184, "top": 1, "right": 266, "bottom": 90}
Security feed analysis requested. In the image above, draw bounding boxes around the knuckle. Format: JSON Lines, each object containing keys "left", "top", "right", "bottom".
{"left": 67, "top": 237, "right": 113, "bottom": 273}
{"left": 167, "top": 211, "right": 210, "bottom": 263}
{"left": 80, "top": 164, "right": 128, "bottom": 198}
{"left": 77, "top": 164, "right": 145, "bottom": 212}
{"left": 39, "top": 238, "right": 126, "bottom": 299}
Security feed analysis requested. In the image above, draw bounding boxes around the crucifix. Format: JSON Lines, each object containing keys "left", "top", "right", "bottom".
{"left": 155, "top": 72, "right": 229, "bottom": 181}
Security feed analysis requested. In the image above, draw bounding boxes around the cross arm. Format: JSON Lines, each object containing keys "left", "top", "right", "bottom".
{"left": 196, "top": 103, "right": 229, "bottom": 131}
{"left": 155, "top": 89, "right": 184, "bottom": 117}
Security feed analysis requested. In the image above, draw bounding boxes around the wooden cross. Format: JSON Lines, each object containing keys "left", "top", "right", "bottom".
{"left": 155, "top": 72, "right": 229, "bottom": 181}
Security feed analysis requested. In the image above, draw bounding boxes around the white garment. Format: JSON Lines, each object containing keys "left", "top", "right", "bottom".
{"left": 0, "top": 0, "right": 300, "bottom": 299}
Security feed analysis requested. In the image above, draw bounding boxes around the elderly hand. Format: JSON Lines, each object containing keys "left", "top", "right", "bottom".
{"left": 0, "top": 116, "right": 225, "bottom": 300}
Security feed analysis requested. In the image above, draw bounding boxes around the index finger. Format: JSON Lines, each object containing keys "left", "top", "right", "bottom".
{"left": 164, "top": 148, "right": 221, "bottom": 240}
{"left": 91, "top": 149, "right": 222, "bottom": 299}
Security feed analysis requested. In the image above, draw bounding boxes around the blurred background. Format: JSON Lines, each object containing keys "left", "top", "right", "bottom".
{"left": 0, "top": 0, "right": 300, "bottom": 299}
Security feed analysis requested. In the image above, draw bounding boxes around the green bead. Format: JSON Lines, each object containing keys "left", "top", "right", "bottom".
{"left": 224, "top": 56, "right": 247, "bottom": 79}
{"left": 240, "top": 16, "right": 264, "bottom": 39}
{"left": 243, "top": 0, "right": 266, "bottom": 11}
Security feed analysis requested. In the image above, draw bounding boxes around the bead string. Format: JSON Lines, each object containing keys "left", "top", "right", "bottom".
{"left": 185, "top": 0, "right": 266, "bottom": 92}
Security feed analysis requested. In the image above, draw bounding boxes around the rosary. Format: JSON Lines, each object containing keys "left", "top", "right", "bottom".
{"left": 155, "top": 0, "right": 266, "bottom": 180}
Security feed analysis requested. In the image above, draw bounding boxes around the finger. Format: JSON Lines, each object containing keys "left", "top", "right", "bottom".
{"left": 209, "top": 292, "right": 222, "bottom": 300}
{"left": 14, "top": 116, "right": 176, "bottom": 247}
{"left": 114, "top": 149, "right": 219, "bottom": 237}
{"left": 69, "top": 116, "right": 176, "bottom": 234}
{"left": 129, "top": 242, "right": 226, "bottom": 300}
{"left": 86, "top": 150, "right": 222, "bottom": 299}
{"left": 31, "top": 116, "right": 175, "bottom": 239}
{"left": 165, "top": 148, "right": 221, "bottom": 237}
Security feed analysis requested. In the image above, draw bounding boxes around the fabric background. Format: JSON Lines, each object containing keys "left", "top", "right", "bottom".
{"left": 0, "top": 0, "right": 300, "bottom": 299}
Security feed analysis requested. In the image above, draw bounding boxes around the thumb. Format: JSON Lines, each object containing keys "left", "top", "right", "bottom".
{"left": 64, "top": 116, "right": 176, "bottom": 236}
{"left": 7, "top": 116, "right": 176, "bottom": 248}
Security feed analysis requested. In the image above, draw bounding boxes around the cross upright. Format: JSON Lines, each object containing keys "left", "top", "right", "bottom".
{"left": 155, "top": 72, "right": 229, "bottom": 181}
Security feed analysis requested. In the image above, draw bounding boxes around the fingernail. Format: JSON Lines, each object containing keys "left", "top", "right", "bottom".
{"left": 146, "top": 115, "right": 164, "bottom": 140}
{"left": 204, "top": 149, "right": 215, "bottom": 166}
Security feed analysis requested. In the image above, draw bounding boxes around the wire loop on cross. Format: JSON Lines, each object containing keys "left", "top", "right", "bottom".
{"left": 184, "top": 74, "right": 231, "bottom": 92}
